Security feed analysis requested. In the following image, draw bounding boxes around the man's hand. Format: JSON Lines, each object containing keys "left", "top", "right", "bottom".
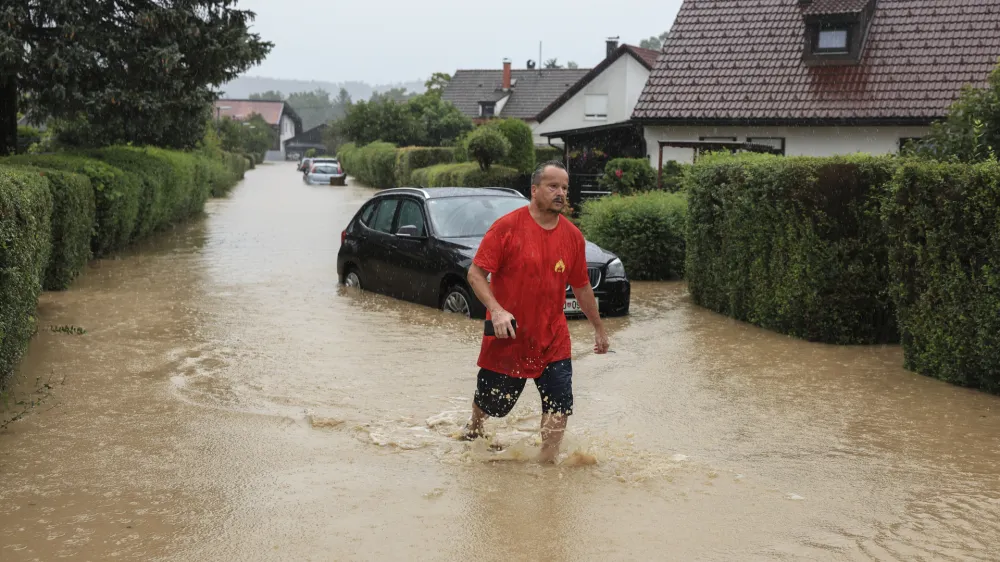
{"left": 490, "top": 307, "right": 516, "bottom": 339}
{"left": 594, "top": 326, "right": 610, "bottom": 354}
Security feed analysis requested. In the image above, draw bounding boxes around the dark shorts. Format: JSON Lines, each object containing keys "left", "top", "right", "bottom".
{"left": 474, "top": 359, "right": 573, "bottom": 418}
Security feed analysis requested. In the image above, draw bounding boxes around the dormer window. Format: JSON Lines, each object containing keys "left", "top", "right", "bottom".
{"left": 801, "top": 0, "right": 877, "bottom": 66}
{"left": 479, "top": 102, "right": 496, "bottom": 117}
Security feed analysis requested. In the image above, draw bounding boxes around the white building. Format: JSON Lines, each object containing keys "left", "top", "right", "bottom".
{"left": 631, "top": 0, "right": 1000, "bottom": 177}
{"left": 534, "top": 40, "right": 660, "bottom": 146}
{"left": 213, "top": 99, "right": 303, "bottom": 161}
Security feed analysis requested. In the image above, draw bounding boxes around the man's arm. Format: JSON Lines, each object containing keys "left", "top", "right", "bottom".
{"left": 571, "top": 282, "right": 610, "bottom": 353}
{"left": 468, "top": 263, "right": 516, "bottom": 339}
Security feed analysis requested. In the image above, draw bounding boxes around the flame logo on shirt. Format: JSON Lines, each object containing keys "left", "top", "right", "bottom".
{"left": 554, "top": 259, "right": 565, "bottom": 273}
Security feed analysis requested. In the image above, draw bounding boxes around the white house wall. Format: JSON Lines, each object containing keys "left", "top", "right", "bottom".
{"left": 533, "top": 55, "right": 650, "bottom": 146}
{"left": 624, "top": 56, "right": 650, "bottom": 124}
{"left": 643, "top": 125, "right": 930, "bottom": 164}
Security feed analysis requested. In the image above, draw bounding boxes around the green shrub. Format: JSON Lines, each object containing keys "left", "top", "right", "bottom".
{"left": 16, "top": 125, "right": 42, "bottom": 154}
{"left": 9, "top": 166, "right": 95, "bottom": 290}
{"left": 685, "top": 152, "right": 899, "bottom": 345}
{"left": 884, "top": 158, "right": 1000, "bottom": 393}
{"left": 89, "top": 146, "right": 177, "bottom": 240}
{"left": 394, "top": 147, "right": 455, "bottom": 186}
{"left": 578, "top": 192, "right": 687, "bottom": 280}
{"left": 598, "top": 158, "right": 657, "bottom": 195}
{"left": 410, "top": 162, "right": 520, "bottom": 188}
{"left": 0, "top": 167, "right": 52, "bottom": 385}
{"left": 466, "top": 127, "right": 510, "bottom": 171}
{"left": 338, "top": 141, "right": 398, "bottom": 188}
{"left": 486, "top": 119, "right": 535, "bottom": 173}
{"left": 215, "top": 151, "right": 247, "bottom": 196}
{"left": 4, "top": 154, "right": 141, "bottom": 256}
{"left": 659, "top": 160, "right": 689, "bottom": 192}
{"left": 535, "top": 146, "right": 563, "bottom": 165}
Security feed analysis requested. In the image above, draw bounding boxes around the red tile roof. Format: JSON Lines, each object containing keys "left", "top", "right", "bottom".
{"left": 628, "top": 45, "right": 662, "bottom": 68}
{"left": 633, "top": 0, "right": 1000, "bottom": 123}
{"left": 214, "top": 100, "right": 286, "bottom": 125}
{"left": 802, "top": 0, "right": 870, "bottom": 15}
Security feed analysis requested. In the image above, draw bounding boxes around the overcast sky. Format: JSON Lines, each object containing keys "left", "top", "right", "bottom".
{"left": 235, "top": 0, "right": 684, "bottom": 84}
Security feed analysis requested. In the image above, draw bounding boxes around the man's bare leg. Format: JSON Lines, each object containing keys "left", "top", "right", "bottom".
{"left": 538, "top": 412, "right": 567, "bottom": 463}
{"left": 464, "top": 403, "right": 488, "bottom": 439}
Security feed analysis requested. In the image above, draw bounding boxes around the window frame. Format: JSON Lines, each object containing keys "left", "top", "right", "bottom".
{"left": 584, "top": 94, "right": 609, "bottom": 120}
{"left": 816, "top": 26, "right": 850, "bottom": 53}
{"left": 369, "top": 197, "right": 402, "bottom": 235}
{"left": 393, "top": 197, "right": 429, "bottom": 238}
{"left": 480, "top": 102, "right": 496, "bottom": 117}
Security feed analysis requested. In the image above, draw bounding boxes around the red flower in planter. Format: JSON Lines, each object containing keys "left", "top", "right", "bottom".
{"left": 615, "top": 169, "right": 623, "bottom": 178}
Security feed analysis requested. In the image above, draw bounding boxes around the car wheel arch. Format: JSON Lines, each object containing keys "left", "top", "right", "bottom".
{"left": 438, "top": 272, "right": 486, "bottom": 319}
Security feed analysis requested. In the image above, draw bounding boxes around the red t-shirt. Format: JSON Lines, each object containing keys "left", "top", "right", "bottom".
{"left": 473, "top": 206, "right": 589, "bottom": 378}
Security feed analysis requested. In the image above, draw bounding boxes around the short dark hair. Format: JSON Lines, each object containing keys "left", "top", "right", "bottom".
{"left": 531, "top": 160, "right": 567, "bottom": 186}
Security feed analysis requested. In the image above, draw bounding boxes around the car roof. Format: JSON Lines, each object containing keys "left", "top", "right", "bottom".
{"left": 373, "top": 187, "right": 526, "bottom": 200}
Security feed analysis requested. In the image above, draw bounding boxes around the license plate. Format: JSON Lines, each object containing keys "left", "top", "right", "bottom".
{"left": 564, "top": 298, "right": 595, "bottom": 314}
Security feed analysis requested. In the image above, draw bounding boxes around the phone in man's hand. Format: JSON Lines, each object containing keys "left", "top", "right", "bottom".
{"left": 484, "top": 318, "right": 517, "bottom": 337}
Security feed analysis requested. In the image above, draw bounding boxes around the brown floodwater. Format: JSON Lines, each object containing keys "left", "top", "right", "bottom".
{"left": 1, "top": 162, "right": 998, "bottom": 561}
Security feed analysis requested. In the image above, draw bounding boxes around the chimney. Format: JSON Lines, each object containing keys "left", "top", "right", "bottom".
{"left": 606, "top": 36, "right": 620, "bottom": 59}
{"left": 502, "top": 58, "right": 512, "bottom": 90}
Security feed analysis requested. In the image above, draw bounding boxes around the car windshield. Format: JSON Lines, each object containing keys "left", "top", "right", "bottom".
{"left": 426, "top": 196, "right": 529, "bottom": 238}
{"left": 313, "top": 165, "right": 338, "bottom": 174}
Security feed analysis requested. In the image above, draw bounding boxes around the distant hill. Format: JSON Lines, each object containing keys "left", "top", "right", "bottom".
{"left": 219, "top": 75, "right": 427, "bottom": 101}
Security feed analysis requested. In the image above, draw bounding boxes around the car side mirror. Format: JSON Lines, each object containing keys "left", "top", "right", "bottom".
{"left": 396, "top": 224, "right": 425, "bottom": 239}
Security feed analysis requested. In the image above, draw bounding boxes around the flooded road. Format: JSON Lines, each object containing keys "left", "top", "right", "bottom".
{"left": 2, "top": 161, "right": 999, "bottom": 561}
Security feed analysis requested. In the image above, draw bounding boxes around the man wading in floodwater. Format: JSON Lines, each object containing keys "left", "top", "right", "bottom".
{"left": 463, "top": 160, "right": 610, "bottom": 463}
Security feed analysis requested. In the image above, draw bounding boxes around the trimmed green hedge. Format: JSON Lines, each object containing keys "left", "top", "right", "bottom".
{"left": 685, "top": 153, "right": 898, "bottom": 345}
{"left": 0, "top": 146, "right": 249, "bottom": 385}
{"left": 0, "top": 168, "right": 52, "bottom": 385}
{"left": 5, "top": 154, "right": 142, "bottom": 256}
{"left": 579, "top": 191, "right": 688, "bottom": 281}
{"left": 885, "top": 158, "right": 1000, "bottom": 393}
{"left": 339, "top": 142, "right": 398, "bottom": 188}
{"left": 410, "top": 162, "right": 521, "bottom": 188}
{"left": 395, "top": 147, "right": 455, "bottom": 186}
{"left": 10, "top": 167, "right": 95, "bottom": 290}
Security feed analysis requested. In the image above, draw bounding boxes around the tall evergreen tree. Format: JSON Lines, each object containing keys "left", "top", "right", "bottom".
{"left": 0, "top": 0, "right": 272, "bottom": 154}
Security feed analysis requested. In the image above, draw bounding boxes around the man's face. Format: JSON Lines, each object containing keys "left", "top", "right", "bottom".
{"left": 531, "top": 166, "right": 570, "bottom": 214}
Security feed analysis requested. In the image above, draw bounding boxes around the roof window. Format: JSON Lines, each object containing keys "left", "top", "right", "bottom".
{"left": 817, "top": 28, "right": 849, "bottom": 52}
{"left": 801, "top": 0, "right": 877, "bottom": 66}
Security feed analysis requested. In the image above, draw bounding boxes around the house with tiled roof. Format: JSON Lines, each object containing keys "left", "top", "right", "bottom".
{"left": 441, "top": 61, "right": 590, "bottom": 146}
{"left": 535, "top": 39, "right": 661, "bottom": 146}
{"left": 633, "top": 0, "right": 1000, "bottom": 171}
{"left": 213, "top": 99, "right": 303, "bottom": 160}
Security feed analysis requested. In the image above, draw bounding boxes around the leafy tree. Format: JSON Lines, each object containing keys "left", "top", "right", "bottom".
{"left": 249, "top": 90, "right": 284, "bottom": 101}
{"left": 544, "top": 58, "right": 563, "bottom": 69}
{"left": 216, "top": 113, "right": 274, "bottom": 159}
{"left": 910, "top": 62, "right": 1000, "bottom": 163}
{"left": 332, "top": 88, "right": 352, "bottom": 117}
{"left": 333, "top": 92, "right": 471, "bottom": 148}
{"left": 0, "top": 1, "right": 272, "bottom": 155}
{"left": 640, "top": 31, "right": 670, "bottom": 51}
{"left": 567, "top": 61, "right": 579, "bottom": 69}
{"left": 407, "top": 94, "right": 473, "bottom": 146}
{"left": 424, "top": 73, "right": 451, "bottom": 97}
{"left": 287, "top": 89, "right": 334, "bottom": 130}
{"left": 466, "top": 127, "right": 510, "bottom": 171}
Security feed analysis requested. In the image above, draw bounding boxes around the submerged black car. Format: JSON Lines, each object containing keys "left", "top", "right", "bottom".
{"left": 336, "top": 187, "right": 630, "bottom": 319}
